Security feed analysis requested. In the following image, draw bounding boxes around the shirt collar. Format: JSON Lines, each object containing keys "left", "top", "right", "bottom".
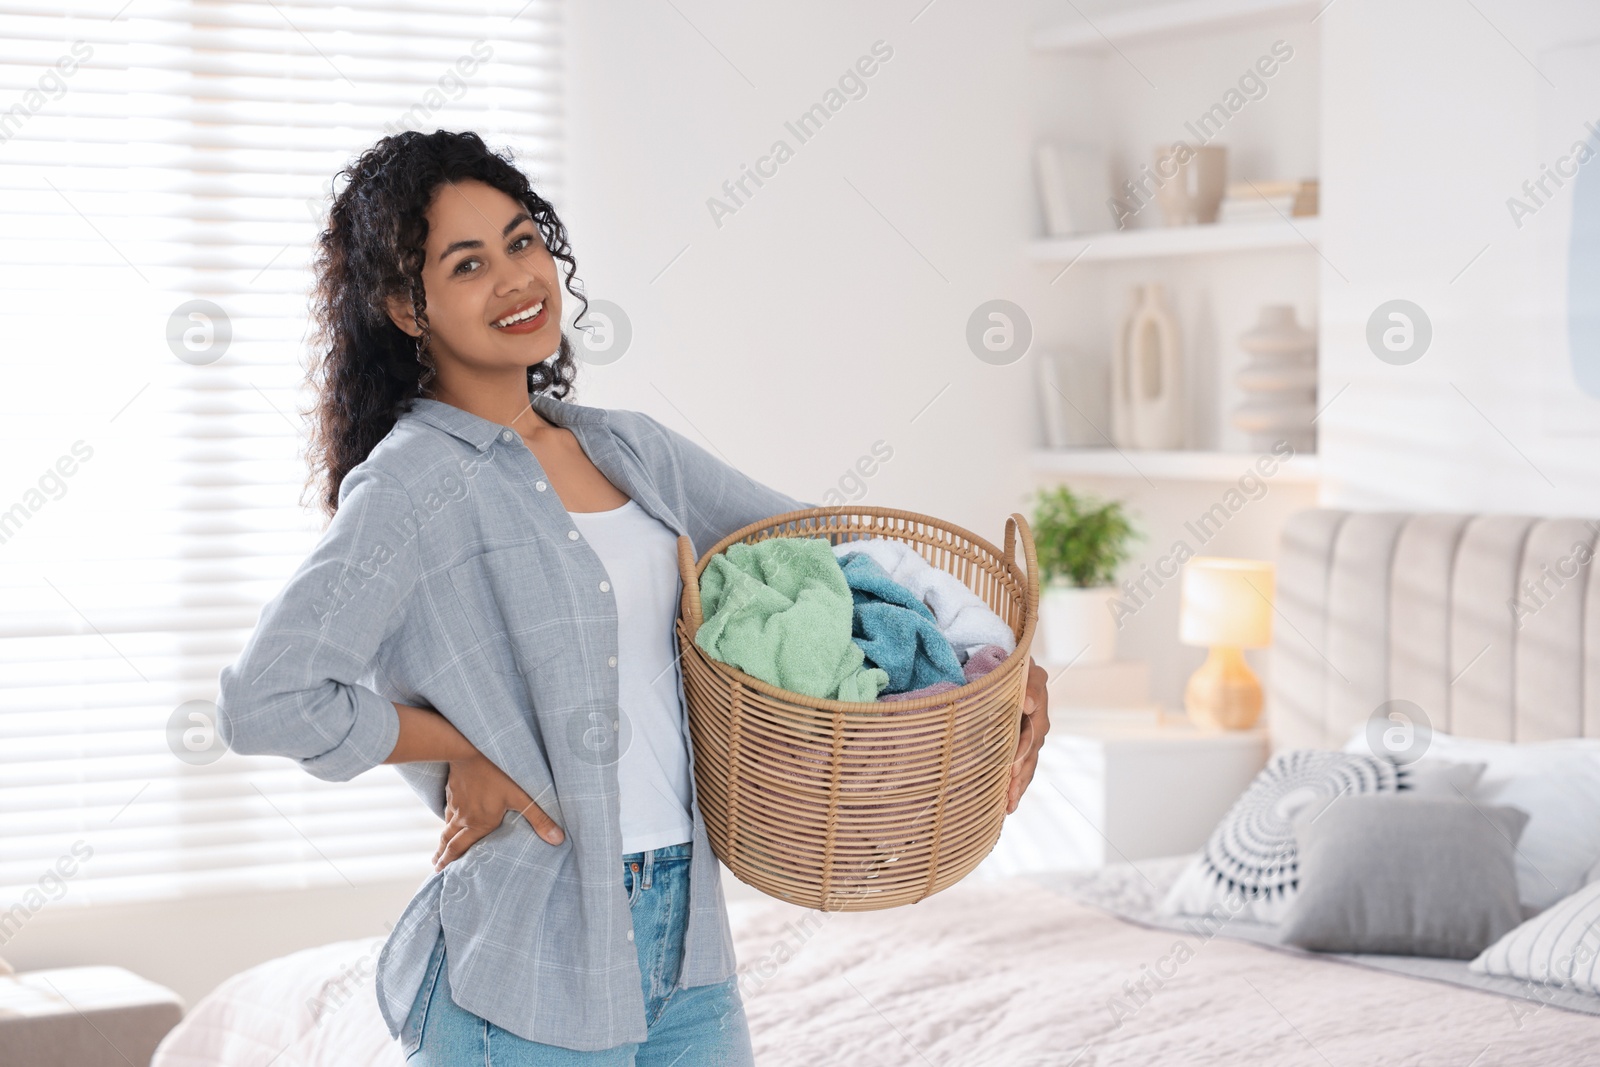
{"left": 405, "top": 391, "right": 607, "bottom": 453}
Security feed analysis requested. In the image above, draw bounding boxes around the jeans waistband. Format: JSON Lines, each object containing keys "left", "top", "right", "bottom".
{"left": 622, "top": 840, "right": 692, "bottom": 863}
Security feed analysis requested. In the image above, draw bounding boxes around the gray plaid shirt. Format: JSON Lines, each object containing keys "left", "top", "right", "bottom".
{"left": 215, "top": 391, "right": 813, "bottom": 1051}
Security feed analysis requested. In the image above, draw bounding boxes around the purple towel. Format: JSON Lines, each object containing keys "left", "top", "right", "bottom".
{"left": 877, "top": 643, "right": 1011, "bottom": 703}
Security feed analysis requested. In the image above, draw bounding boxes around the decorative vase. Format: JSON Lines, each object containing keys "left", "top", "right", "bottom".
{"left": 1113, "top": 283, "right": 1184, "bottom": 450}
{"left": 1232, "top": 305, "right": 1317, "bottom": 453}
{"left": 1039, "top": 582, "right": 1119, "bottom": 665}
{"left": 1190, "top": 146, "right": 1228, "bottom": 224}
{"left": 1152, "top": 143, "right": 1228, "bottom": 225}
{"left": 1153, "top": 143, "right": 1191, "bottom": 227}
{"left": 1110, "top": 288, "right": 1138, "bottom": 448}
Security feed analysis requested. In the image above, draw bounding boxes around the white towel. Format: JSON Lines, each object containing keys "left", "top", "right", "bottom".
{"left": 832, "top": 538, "right": 1016, "bottom": 661}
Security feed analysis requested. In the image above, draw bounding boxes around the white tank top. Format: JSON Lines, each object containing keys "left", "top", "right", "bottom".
{"left": 567, "top": 498, "right": 695, "bottom": 854}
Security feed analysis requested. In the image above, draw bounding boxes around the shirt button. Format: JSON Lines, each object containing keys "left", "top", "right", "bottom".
{"left": 501, "top": 429, "right": 513, "bottom": 442}
{"left": 599, "top": 580, "right": 611, "bottom": 592}
{"left": 568, "top": 530, "right": 579, "bottom": 541}
{"left": 627, "top": 929, "right": 634, "bottom": 941}
{"left": 536, "top": 481, "right": 547, "bottom": 492}
{"left": 608, "top": 655, "right": 618, "bottom": 668}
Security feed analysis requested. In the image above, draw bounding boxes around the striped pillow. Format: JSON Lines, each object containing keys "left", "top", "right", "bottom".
{"left": 1469, "top": 880, "right": 1600, "bottom": 994}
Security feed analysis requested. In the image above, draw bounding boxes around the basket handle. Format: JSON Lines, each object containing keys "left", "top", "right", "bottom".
{"left": 677, "top": 535, "right": 703, "bottom": 632}
{"left": 1004, "top": 512, "right": 1041, "bottom": 621}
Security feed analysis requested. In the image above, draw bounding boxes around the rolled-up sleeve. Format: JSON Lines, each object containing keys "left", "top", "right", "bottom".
{"left": 215, "top": 465, "right": 420, "bottom": 783}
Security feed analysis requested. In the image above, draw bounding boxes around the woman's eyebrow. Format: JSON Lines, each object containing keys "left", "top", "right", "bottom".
{"left": 437, "top": 211, "right": 534, "bottom": 263}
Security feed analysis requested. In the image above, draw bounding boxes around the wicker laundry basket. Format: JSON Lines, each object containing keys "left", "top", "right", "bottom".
{"left": 674, "top": 506, "right": 1039, "bottom": 912}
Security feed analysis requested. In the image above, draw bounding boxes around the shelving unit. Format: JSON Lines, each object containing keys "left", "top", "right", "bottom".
{"left": 1032, "top": 447, "right": 1319, "bottom": 483}
{"left": 1030, "top": 217, "right": 1319, "bottom": 264}
{"left": 1029, "top": 0, "right": 1322, "bottom": 479}
{"left": 1031, "top": 0, "right": 1322, "bottom": 54}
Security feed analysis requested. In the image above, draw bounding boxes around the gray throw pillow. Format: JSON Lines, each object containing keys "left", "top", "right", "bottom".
{"left": 1400, "top": 759, "right": 1486, "bottom": 797}
{"left": 1280, "top": 794, "right": 1529, "bottom": 958}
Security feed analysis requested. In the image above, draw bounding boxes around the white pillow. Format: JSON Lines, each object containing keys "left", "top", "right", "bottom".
{"left": 1469, "top": 879, "right": 1600, "bottom": 994}
{"left": 1344, "top": 728, "right": 1600, "bottom": 913}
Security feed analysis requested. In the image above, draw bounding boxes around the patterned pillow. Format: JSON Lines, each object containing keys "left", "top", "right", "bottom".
{"left": 1469, "top": 879, "right": 1600, "bottom": 993}
{"left": 1159, "top": 749, "right": 1408, "bottom": 924}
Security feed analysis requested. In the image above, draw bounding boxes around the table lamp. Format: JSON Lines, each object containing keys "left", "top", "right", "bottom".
{"left": 1179, "top": 556, "right": 1274, "bottom": 730}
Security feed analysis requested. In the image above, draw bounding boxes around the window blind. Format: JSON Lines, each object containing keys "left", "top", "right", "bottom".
{"left": 0, "top": 0, "right": 565, "bottom": 912}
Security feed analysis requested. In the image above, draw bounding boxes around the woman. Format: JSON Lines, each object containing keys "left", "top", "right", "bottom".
{"left": 215, "top": 129, "right": 1049, "bottom": 1065}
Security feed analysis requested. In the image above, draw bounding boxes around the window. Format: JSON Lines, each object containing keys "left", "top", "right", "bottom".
{"left": 0, "top": 0, "right": 564, "bottom": 911}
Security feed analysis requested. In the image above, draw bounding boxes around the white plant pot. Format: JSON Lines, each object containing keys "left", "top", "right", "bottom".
{"left": 1039, "top": 583, "right": 1119, "bottom": 666}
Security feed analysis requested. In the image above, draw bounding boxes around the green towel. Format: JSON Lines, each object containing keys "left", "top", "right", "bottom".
{"left": 694, "top": 537, "right": 889, "bottom": 702}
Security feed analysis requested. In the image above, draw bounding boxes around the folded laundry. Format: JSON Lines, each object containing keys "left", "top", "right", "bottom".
{"left": 832, "top": 538, "right": 1016, "bottom": 661}
{"left": 839, "top": 552, "right": 967, "bottom": 695}
{"left": 878, "top": 642, "right": 1011, "bottom": 703}
{"left": 695, "top": 536, "right": 889, "bottom": 702}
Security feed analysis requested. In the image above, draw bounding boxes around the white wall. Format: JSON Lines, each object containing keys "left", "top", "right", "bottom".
{"left": 561, "top": 1, "right": 1049, "bottom": 537}
{"left": 1318, "top": 0, "right": 1600, "bottom": 512}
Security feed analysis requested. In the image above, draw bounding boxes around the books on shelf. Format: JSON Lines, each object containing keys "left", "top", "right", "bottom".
{"left": 1035, "top": 142, "right": 1113, "bottom": 236}
{"left": 1217, "top": 178, "right": 1318, "bottom": 224}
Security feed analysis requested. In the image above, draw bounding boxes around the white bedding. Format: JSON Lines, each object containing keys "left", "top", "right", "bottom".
{"left": 153, "top": 868, "right": 1600, "bottom": 1066}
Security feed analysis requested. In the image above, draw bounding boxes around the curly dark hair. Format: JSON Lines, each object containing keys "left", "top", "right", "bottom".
{"left": 303, "top": 129, "right": 585, "bottom": 518}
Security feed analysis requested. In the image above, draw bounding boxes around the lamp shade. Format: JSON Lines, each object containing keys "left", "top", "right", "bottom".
{"left": 1179, "top": 556, "right": 1274, "bottom": 648}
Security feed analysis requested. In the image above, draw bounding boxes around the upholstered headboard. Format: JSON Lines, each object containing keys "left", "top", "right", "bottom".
{"left": 1268, "top": 509, "right": 1600, "bottom": 751}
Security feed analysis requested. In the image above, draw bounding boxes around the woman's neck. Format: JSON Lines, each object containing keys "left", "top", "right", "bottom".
{"left": 426, "top": 378, "right": 553, "bottom": 434}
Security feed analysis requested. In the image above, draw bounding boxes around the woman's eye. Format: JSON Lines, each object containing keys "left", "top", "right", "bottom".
{"left": 454, "top": 259, "right": 479, "bottom": 276}
{"left": 511, "top": 234, "right": 535, "bottom": 253}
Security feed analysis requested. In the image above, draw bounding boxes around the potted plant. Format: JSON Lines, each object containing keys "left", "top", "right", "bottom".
{"left": 1030, "top": 485, "right": 1140, "bottom": 665}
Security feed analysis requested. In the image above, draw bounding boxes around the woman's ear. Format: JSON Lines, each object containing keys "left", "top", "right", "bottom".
{"left": 385, "top": 292, "right": 421, "bottom": 338}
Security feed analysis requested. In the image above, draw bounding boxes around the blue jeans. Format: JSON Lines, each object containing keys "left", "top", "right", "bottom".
{"left": 402, "top": 840, "right": 755, "bottom": 1065}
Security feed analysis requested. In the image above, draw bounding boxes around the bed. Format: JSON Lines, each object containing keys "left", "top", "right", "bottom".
{"left": 151, "top": 508, "right": 1600, "bottom": 1065}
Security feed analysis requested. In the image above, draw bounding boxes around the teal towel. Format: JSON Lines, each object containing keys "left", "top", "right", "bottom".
{"left": 839, "top": 552, "right": 968, "bottom": 694}
{"left": 695, "top": 537, "right": 889, "bottom": 702}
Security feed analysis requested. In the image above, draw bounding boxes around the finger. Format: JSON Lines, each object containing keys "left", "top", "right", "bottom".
{"left": 1008, "top": 752, "right": 1037, "bottom": 810}
{"left": 1009, "top": 736, "right": 1041, "bottom": 805}
{"left": 434, "top": 822, "right": 471, "bottom": 870}
{"left": 1025, "top": 658, "right": 1045, "bottom": 701}
{"left": 435, "top": 824, "right": 483, "bottom": 870}
{"left": 1009, "top": 768, "right": 1033, "bottom": 814}
{"left": 514, "top": 798, "right": 565, "bottom": 844}
{"left": 432, "top": 815, "right": 466, "bottom": 867}
{"left": 1013, "top": 714, "right": 1035, "bottom": 761}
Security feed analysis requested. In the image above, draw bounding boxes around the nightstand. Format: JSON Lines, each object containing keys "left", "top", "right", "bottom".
{"left": 973, "top": 708, "right": 1269, "bottom": 880}
{"left": 0, "top": 963, "right": 183, "bottom": 1067}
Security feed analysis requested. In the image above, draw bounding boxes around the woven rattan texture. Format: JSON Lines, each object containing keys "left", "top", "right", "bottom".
{"left": 675, "top": 507, "right": 1039, "bottom": 911}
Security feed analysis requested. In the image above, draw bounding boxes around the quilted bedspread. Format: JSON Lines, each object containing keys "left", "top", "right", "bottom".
{"left": 152, "top": 865, "right": 1600, "bottom": 1066}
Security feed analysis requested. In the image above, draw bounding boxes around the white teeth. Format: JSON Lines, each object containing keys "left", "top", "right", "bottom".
{"left": 494, "top": 301, "right": 544, "bottom": 328}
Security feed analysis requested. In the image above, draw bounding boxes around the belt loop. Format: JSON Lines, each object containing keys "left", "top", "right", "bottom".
{"left": 643, "top": 848, "right": 654, "bottom": 889}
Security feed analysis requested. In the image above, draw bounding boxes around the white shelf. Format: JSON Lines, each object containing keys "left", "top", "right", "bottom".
{"left": 1030, "top": 217, "right": 1319, "bottom": 264}
{"left": 1032, "top": 0, "right": 1322, "bottom": 54}
{"left": 1032, "top": 448, "right": 1320, "bottom": 483}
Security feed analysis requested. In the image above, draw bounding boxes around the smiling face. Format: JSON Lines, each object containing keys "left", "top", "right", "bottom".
{"left": 385, "top": 178, "right": 562, "bottom": 396}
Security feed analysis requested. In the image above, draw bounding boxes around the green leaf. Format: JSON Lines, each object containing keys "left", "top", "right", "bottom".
{"left": 1028, "top": 484, "right": 1141, "bottom": 588}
